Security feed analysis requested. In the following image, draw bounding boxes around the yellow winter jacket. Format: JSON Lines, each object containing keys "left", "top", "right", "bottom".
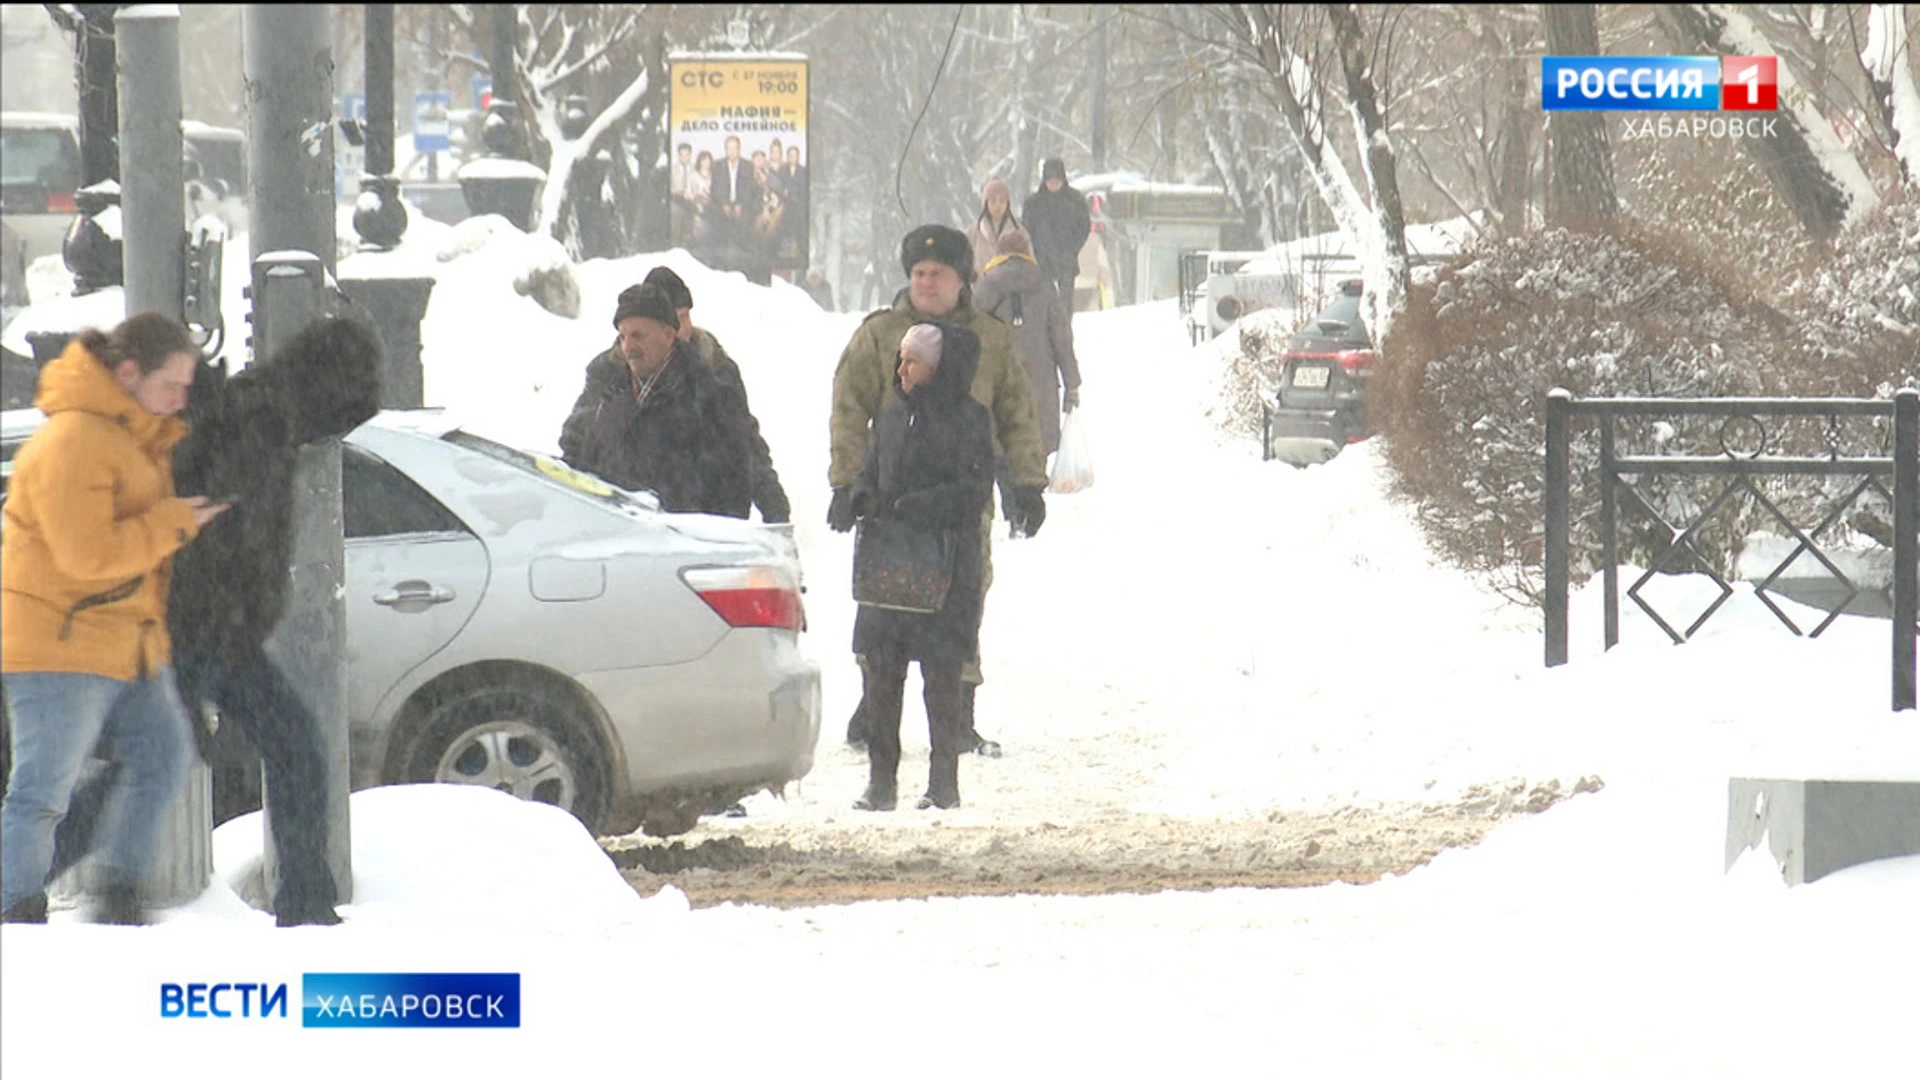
{"left": 1, "top": 339, "right": 200, "bottom": 678}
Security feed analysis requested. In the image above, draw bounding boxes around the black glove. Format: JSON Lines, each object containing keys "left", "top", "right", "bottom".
{"left": 1062, "top": 386, "right": 1080, "bottom": 412}
{"left": 1009, "top": 485, "right": 1047, "bottom": 538}
{"left": 827, "top": 486, "right": 856, "bottom": 533}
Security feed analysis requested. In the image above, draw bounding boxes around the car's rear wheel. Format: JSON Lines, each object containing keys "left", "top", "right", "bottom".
{"left": 402, "top": 682, "right": 611, "bottom": 835}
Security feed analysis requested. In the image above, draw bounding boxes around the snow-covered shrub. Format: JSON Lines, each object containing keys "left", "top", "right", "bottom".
{"left": 1372, "top": 223, "right": 1789, "bottom": 603}
{"left": 1215, "top": 306, "right": 1303, "bottom": 437}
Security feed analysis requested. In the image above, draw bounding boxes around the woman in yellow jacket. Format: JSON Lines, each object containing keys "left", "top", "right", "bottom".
{"left": 1, "top": 313, "right": 228, "bottom": 924}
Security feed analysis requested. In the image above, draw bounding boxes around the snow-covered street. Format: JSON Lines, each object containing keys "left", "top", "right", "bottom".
{"left": 4, "top": 234, "right": 1916, "bottom": 1078}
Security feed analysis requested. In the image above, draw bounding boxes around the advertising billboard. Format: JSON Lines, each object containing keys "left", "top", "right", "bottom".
{"left": 667, "top": 53, "right": 809, "bottom": 277}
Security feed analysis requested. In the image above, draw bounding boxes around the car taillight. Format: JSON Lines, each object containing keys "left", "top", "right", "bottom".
{"left": 1336, "top": 349, "right": 1375, "bottom": 375}
{"left": 46, "top": 192, "right": 75, "bottom": 213}
{"left": 682, "top": 565, "right": 804, "bottom": 631}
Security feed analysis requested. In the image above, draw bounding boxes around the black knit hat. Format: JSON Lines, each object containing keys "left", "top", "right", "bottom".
{"left": 643, "top": 265, "right": 694, "bottom": 310}
{"left": 612, "top": 282, "right": 677, "bottom": 329}
{"left": 1042, "top": 157, "right": 1067, "bottom": 183}
{"left": 900, "top": 223, "right": 974, "bottom": 284}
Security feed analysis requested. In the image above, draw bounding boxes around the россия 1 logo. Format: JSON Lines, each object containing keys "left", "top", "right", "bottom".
{"left": 1542, "top": 56, "right": 1778, "bottom": 111}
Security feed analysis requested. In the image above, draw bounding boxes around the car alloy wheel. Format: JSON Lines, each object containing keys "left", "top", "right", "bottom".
{"left": 434, "top": 719, "right": 579, "bottom": 809}
{"left": 406, "top": 682, "right": 610, "bottom": 834}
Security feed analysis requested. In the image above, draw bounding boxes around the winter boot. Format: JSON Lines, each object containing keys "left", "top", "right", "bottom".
{"left": 853, "top": 776, "right": 897, "bottom": 812}
{"left": 917, "top": 757, "right": 961, "bottom": 811}
{"left": 1, "top": 893, "right": 49, "bottom": 924}
{"left": 960, "top": 684, "right": 1001, "bottom": 758}
{"left": 90, "top": 883, "right": 147, "bottom": 926}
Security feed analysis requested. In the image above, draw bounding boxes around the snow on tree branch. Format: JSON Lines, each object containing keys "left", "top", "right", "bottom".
{"left": 1862, "top": 4, "right": 1920, "bottom": 188}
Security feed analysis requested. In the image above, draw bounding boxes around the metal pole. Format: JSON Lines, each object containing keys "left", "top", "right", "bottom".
{"left": 1600, "top": 411, "right": 1618, "bottom": 650}
{"left": 491, "top": 4, "right": 517, "bottom": 127}
{"left": 252, "top": 253, "right": 353, "bottom": 907}
{"left": 1545, "top": 388, "right": 1572, "bottom": 667}
{"left": 243, "top": 4, "right": 337, "bottom": 278}
{"left": 1894, "top": 388, "right": 1917, "bottom": 711}
{"left": 242, "top": 5, "right": 353, "bottom": 907}
{"left": 352, "top": 3, "right": 409, "bottom": 250}
{"left": 74, "top": 4, "right": 120, "bottom": 187}
{"left": 116, "top": 5, "right": 183, "bottom": 322}
{"left": 365, "top": 4, "right": 395, "bottom": 180}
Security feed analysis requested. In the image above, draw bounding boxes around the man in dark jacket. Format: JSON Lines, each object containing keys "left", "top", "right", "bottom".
{"left": 1021, "top": 157, "right": 1092, "bottom": 310}
{"left": 559, "top": 283, "right": 754, "bottom": 518}
{"left": 637, "top": 265, "right": 789, "bottom": 523}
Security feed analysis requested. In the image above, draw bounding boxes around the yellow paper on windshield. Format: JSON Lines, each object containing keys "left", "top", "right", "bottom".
{"left": 534, "top": 455, "right": 616, "bottom": 497}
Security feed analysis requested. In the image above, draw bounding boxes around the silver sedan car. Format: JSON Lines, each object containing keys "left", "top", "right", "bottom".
{"left": 1, "top": 408, "right": 822, "bottom": 837}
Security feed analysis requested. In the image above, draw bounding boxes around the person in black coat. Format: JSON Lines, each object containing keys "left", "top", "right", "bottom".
{"left": 1020, "top": 157, "right": 1092, "bottom": 310}
{"left": 558, "top": 283, "right": 754, "bottom": 518}
{"left": 168, "top": 315, "right": 384, "bottom": 926}
{"left": 848, "top": 321, "right": 993, "bottom": 812}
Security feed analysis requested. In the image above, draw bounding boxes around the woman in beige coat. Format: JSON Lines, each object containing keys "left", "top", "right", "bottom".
{"left": 968, "top": 176, "right": 1022, "bottom": 277}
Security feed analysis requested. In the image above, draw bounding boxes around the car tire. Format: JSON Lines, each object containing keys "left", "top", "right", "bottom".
{"left": 402, "top": 682, "right": 611, "bottom": 835}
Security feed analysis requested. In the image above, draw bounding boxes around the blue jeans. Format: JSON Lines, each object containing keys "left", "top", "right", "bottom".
{"left": 0, "top": 668, "right": 194, "bottom": 911}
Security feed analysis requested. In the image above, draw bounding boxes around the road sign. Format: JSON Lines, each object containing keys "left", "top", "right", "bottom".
{"left": 414, "top": 92, "right": 452, "bottom": 153}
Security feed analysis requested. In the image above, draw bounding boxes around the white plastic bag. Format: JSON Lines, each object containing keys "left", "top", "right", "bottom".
{"left": 1048, "top": 407, "right": 1095, "bottom": 494}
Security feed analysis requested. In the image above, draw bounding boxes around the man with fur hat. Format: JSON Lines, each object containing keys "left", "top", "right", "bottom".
{"left": 828, "top": 223, "right": 1048, "bottom": 759}
{"left": 1021, "top": 157, "right": 1092, "bottom": 310}
{"left": 559, "top": 282, "right": 754, "bottom": 518}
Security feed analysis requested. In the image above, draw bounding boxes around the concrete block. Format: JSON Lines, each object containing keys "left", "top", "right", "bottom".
{"left": 1727, "top": 778, "right": 1920, "bottom": 885}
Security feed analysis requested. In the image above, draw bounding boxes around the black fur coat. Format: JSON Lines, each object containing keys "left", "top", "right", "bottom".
{"left": 168, "top": 317, "right": 383, "bottom": 667}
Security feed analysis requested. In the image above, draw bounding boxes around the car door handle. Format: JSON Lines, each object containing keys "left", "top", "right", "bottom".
{"left": 373, "top": 582, "right": 456, "bottom": 606}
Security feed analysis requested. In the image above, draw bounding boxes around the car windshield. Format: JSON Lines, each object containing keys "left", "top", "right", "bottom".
{"left": 441, "top": 430, "right": 662, "bottom": 514}
{"left": 1, "top": 127, "right": 78, "bottom": 188}
{"left": 1310, "top": 291, "right": 1367, "bottom": 341}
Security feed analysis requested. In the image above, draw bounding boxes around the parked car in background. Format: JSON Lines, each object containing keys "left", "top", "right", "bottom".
{"left": 1263, "top": 278, "right": 1376, "bottom": 467}
{"left": 0, "top": 112, "right": 82, "bottom": 267}
{"left": 0, "top": 407, "right": 822, "bottom": 838}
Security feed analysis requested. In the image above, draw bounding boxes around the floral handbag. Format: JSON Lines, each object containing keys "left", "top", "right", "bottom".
{"left": 851, "top": 516, "right": 955, "bottom": 613}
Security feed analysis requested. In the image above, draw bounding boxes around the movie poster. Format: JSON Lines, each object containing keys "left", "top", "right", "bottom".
{"left": 667, "top": 53, "right": 809, "bottom": 277}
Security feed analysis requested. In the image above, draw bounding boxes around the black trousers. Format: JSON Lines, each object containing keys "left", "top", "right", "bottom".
{"left": 177, "top": 647, "right": 337, "bottom": 918}
{"left": 861, "top": 649, "right": 964, "bottom": 805}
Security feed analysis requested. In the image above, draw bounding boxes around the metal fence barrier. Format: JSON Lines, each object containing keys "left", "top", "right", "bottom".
{"left": 1544, "top": 388, "right": 1917, "bottom": 711}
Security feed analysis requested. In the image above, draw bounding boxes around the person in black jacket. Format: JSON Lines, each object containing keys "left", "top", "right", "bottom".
{"left": 559, "top": 283, "right": 754, "bottom": 518}
{"left": 167, "top": 315, "right": 384, "bottom": 927}
{"left": 639, "top": 265, "right": 790, "bottom": 523}
{"left": 848, "top": 321, "right": 993, "bottom": 812}
{"left": 1020, "top": 157, "right": 1092, "bottom": 310}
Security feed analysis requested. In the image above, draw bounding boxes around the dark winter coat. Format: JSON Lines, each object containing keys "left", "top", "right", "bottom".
{"left": 558, "top": 340, "right": 754, "bottom": 518}
{"left": 828, "top": 290, "right": 1045, "bottom": 491}
{"left": 850, "top": 323, "right": 993, "bottom": 666}
{"left": 168, "top": 317, "right": 384, "bottom": 667}
{"left": 972, "top": 252, "right": 1081, "bottom": 455}
{"left": 1021, "top": 182, "right": 1092, "bottom": 283}
{"left": 690, "top": 326, "right": 790, "bottom": 523}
